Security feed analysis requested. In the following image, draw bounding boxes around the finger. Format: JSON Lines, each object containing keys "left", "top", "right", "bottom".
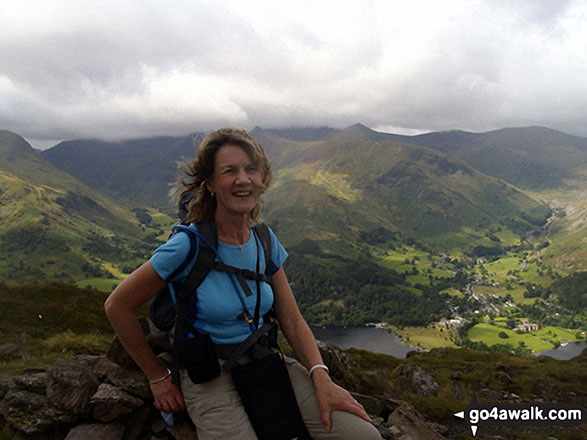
{"left": 320, "top": 408, "right": 332, "bottom": 432}
{"left": 170, "top": 391, "right": 185, "bottom": 413}
{"left": 167, "top": 398, "right": 180, "bottom": 413}
{"left": 349, "top": 401, "right": 371, "bottom": 422}
{"left": 176, "top": 392, "right": 186, "bottom": 412}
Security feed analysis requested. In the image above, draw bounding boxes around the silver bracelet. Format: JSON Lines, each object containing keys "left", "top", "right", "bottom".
{"left": 149, "top": 368, "right": 172, "bottom": 384}
{"left": 308, "top": 364, "right": 329, "bottom": 379}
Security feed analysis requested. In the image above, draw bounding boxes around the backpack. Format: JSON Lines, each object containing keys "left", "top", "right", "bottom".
{"left": 149, "top": 218, "right": 277, "bottom": 384}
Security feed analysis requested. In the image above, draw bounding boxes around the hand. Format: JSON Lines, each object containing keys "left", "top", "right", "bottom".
{"left": 313, "top": 372, "right": 371, "bottom": 432}
{"left": 150, "top": 375, "right": 185, "bottom": 413}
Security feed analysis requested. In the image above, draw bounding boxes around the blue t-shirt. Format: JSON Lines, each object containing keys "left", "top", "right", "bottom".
{"left": 150, "top": 223, "right": 288, "bottom": 344}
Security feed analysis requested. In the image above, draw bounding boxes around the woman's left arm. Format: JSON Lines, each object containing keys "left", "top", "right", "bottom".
{"left": 271, "top": 267, "right": 371, "bottom": 432}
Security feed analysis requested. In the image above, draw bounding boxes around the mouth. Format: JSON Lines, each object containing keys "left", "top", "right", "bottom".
{"left": 233, "top": 191, "right": 252, "bottom": 197}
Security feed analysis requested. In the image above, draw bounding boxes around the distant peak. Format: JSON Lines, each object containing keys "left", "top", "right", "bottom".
{"left": 0, "top": 130, "right": 35, "bottom": 155}
{"left": 346, "top": 123, "right": 372, "bottom": 131}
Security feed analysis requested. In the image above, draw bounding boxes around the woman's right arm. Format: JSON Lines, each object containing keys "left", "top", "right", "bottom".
{"left": 104, "top": 261, "right": 185, "bottom": 413}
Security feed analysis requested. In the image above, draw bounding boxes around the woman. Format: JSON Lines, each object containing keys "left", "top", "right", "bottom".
{"left": 105, "top": 128, "right": 381, "bottom": 439}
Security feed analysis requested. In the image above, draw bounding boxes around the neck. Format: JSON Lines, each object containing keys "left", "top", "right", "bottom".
{"left": 214, "top": 211, "right": 250, "bottom": 245}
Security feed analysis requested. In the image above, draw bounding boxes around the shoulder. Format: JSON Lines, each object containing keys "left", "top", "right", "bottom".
{"left": 255, "top": 223, "right": 288, "bottom": 274}
{"left": 150, "top": 225, "right": 197, "bottom": 281}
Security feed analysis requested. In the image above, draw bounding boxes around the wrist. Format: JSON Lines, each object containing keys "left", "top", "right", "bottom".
{"left": 148, "top": 368, "right": 172, "bottom": 384}
{"left": 308, "top": 364, "right": 330, "bottom": 380}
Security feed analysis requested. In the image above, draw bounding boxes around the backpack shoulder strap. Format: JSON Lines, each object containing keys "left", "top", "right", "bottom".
{"left": 251, "top": 223, "right": 280, "bottom": 349}
{"left": 172, "top": 222, "right": 217, "bottom": 302}
{"left": 171, "top": 221, "right": 218, "bottom": 385}
{"left": 252, "top": 223, "right": 274, "bottom": 275}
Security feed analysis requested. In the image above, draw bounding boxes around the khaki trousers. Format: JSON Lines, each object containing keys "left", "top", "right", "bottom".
{"left": 181, "top": 356, "right": 382, "bottom": 440}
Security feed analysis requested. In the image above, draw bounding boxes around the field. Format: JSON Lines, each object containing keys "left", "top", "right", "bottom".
{"left": 389, "top": 325, "right": 458, "bottom": 349}
{"left": 466, "top": 323, "right": 582, "bottom": 352}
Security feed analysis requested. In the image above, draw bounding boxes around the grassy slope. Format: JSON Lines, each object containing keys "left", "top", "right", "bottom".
{"left": 0, "top": 283, "right": 112, "bottom": 342}
{"left": 0, "top": 131, "right": 173, "bottom": 285}
{"left": 467, "top": 322, "right": 581, "bottom": 352}
{"left": 1, "top": 282, "right": 585, "bottom": 439}
{"left": 265, "top": 138, "right": 547, "bottom": 255}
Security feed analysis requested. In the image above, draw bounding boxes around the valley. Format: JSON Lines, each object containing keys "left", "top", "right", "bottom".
{"left": 1, "top": 125, "right": 585, "bottom": 357}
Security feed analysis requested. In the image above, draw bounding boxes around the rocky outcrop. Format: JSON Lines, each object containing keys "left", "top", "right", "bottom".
{"left": 394, "top": 363, "right": 440, "bottom": 397}
{"left": 0, "top": 319, "right": 448, "bottom": 439}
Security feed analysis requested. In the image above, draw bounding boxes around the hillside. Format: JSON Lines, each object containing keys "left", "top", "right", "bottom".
{"left": 261, "top": 135, "right": 550, "bottom": 253}
{"left": 41, "top": 127, "right": 553, "bottom": 254}
{"left": 3, "top": 126, "right": 586, "bottom": 336}
{"left": 0, "top": 283, "right": 585, "bottom": 440}
{"left": 41, "top": 134, "right": 204, "bottom": 211}
{"left": 0, "top": 131, "right": 170, "bottom": 285}
{"left": 409, "top": 126, "right": 587, "bottom": 190}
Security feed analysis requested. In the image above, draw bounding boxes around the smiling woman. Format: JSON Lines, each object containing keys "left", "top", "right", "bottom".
{"left": 104, "top": 128, "right": 381, "bottom": 440}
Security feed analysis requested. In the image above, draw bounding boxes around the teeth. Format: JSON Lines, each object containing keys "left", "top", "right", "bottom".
{"left": 234, "top": 192, "right": 251, "bottom": 196}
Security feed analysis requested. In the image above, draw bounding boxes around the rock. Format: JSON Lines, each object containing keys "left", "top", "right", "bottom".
{"left": 373, "top": 423, "right": 397, "bottom": 439}
{"left": 394, "top": 363, "right": 439, "bottom": 397}
{"left": 451, "top": 382, "right": 468, "bottom": 401}
{"left": 90, "top": 355, "right": 151, "bottom": 399}
{"left": 122, "top": 405, "right": 153, "bottom": 440}
{"left": 479, "top": 387, "right": 503, "bottom": 402}
{"left": 90, "top": 383, "right": 144, "bottom": 422}
{"left": 316, "top": 340, "right": 359, "bottom": 386}
{"left": 0, "top": 389, "right": 75, "bottom": 435}
{"left": 0, "top": 343, "right": 28, "bottom": 361}
{"left": 46, "top": 359, "right": 99, "bottom": 416}
{"left": 64, "top": 422, "right": 125, "bottom": 440}
{"left": 428, "top": 422, "right": 449, "bottom": 435}
{"left": 106, "top": 316, "right": 171, "bottom": 370}
{"left": 494, "top": 371, "right": 513, "bottom": 385}
{"left": 0, "top": 374, "right": 17, "bottom": 400}
{"left": 385, "top": 400, "right": 447, "bottom": 439}
{"left": 13, "top": 372, "right": 47, "bottom": 394}
{"left": 167, "top": 418, "right": 198, "bottom": 440}
{"left": 352, "top": 392, "right": 385, "bottom": 418}
{"left": 23, "top": 367, "right": 46, "bottom": 374}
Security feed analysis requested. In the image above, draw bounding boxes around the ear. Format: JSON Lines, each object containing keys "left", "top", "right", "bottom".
{"left": 205, "top": 179, "right": 215, "bottom": 195}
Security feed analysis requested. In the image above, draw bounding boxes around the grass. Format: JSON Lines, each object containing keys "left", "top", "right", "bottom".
{"left": 345, "top": 344, "right": 587, "bottom": 439}
{"left": 0, "top": 283, "right": 113, "bottom": 343}
{"left": 41, "top": 332, "right": 113, "bottom": 356}
{"left": 75, "top": 278, "right": 120, "bottom": 291}
{"left": 390, "top": 325, "right": 458, "bottom": 349}
{"left": 467, "top": 323, "right": 581, "bottom": 352}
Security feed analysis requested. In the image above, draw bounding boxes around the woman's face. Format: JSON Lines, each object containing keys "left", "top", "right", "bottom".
{"left": 207, "top": 143, "right": 264, "bottom": 219}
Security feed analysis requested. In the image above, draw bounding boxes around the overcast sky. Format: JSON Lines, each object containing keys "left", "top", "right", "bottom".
{"left": 2, "top": 0, "right": 587, "bottom": 148}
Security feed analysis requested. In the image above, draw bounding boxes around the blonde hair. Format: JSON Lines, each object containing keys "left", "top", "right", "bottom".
{"left": 173, "top": 128, "right": 272, "bottom": 224}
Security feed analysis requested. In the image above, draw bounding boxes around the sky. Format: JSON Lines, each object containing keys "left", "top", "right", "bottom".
{"left": 2, "top": 0, "right": 587, "bottom": 149}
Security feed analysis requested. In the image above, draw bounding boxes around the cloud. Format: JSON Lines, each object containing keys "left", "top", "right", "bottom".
{"left": 1, "top": 0, "right": 587, "bottom": 147}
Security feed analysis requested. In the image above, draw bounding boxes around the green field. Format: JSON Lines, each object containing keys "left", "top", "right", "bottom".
{"left": 390, "top": 325, "right": 458, "bottom": 349}
{"left": 467, "top": 323, "right": 581, "bottom": 352}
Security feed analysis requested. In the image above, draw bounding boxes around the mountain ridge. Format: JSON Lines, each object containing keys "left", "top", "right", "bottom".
{"left": 0, "top": 133, "right": 167, "bottom": 285}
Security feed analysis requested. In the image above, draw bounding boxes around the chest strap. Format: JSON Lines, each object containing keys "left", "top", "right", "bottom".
{"left": 214, "top": 262, "right": 272, "bottom": 297}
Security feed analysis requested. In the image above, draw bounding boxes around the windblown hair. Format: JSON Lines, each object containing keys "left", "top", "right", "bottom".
{"left": 172, "top": 128, "right": 272, "bottom": 225}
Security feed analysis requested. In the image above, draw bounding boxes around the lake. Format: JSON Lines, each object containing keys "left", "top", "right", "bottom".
{"left": 310, "top": 326, "right": 418, "bottom": 358}
{"left": 311, "top": 326, "right": 586, "bottom": 361}
{"left": 536, "top": 340, "right": 587, "bottom": 360}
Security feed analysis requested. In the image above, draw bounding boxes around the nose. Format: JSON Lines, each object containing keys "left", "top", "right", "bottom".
{"left": 235, "top": 168, "right": 252, "bottom": 184}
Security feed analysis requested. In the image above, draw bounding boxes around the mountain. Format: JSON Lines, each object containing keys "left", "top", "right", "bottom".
{"left": 9, "top": 123, "right": 587, "bottom": 286}
{"left": 0, "top": 130, "right": 168, "bottom": 285}
{"left": 326, "top": 123, "right": 406, "bottom": 142}
{"left": 261, "top": 135, "right": 550, "bottom": 253}
{"left": 258, "top": 126, "right": 339, "bottom": 142}
{"left": 39, "top": 127, "right": 553, "bottom": 254}
{"left": 41, "top": 134, "right": 204, "bottom": 211}
{"left": 409, "top": 126, "right": 587, "bottom": 190}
